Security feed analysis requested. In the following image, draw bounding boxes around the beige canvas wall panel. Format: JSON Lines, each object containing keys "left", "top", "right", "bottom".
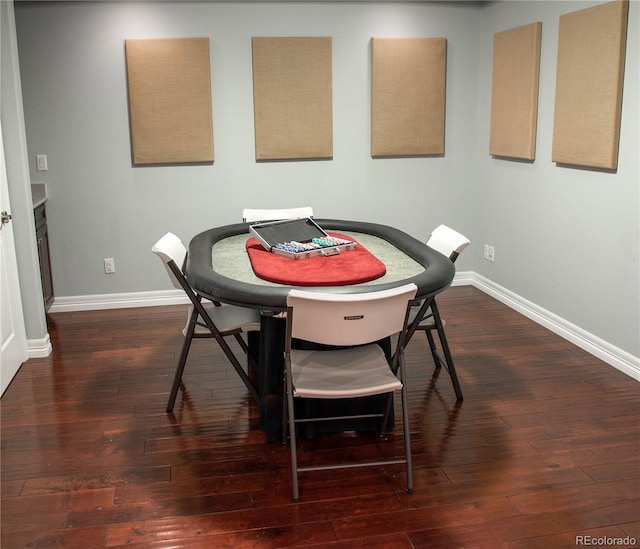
{"left": 252, "top": 37, "right": 333, "bottom": 161}
{"left": 125, "top": 38, "right": 214, "bottom": 165}
{"left": 489, "top": 22, "right": 542, "bottom": 160}
{"left": 552, "top": 1, "right": 629, "bottom": 169}
{"left": 371, "top": 37, "right": 447, "bottom": 157}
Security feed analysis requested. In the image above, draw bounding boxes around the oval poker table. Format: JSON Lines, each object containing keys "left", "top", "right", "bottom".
{"left": 185, "top": 219, "right": 455, "bottom": 441}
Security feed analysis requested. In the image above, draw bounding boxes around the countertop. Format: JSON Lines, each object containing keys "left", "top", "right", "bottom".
{"left": 32, "top": 183, "right": 47, "bottom": 208}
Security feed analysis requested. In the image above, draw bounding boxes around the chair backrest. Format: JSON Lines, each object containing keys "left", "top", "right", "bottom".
{"left": 286, "top": 283, "right": 417, "bottom": 348}
{"left": 242, "top": 206, "right": 314, "bottom": 223}
{"left": 152, "top": 232, "right": 188, "bottom": 291}
{"left": 427, "top": 225, "right": 470, "bottom": 263}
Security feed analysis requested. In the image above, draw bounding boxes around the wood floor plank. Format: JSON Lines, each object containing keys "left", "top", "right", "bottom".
{"left": 105, "top": 493, "right": 403, "bottom": 546}
{"left": 1, "top": 526, "right": 109, "bottom": 548}
{"left": 508, "top": 478, "right": 638, "bottom": 512}
{"left": 1, "top": 288, "right": 638, "bottom": 548}
{"left": 106, "top": 521, "right": 339, "bottom": 548}
{"left": 407, "top": 499, "right": 640, "bottom": 547}
{"left": 330, "top": 497, "right": 521, "bottom": 540}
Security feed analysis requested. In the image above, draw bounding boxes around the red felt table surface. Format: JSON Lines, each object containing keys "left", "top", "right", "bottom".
{"left": 246, "top": 233, "right": 386, "bottom": 286}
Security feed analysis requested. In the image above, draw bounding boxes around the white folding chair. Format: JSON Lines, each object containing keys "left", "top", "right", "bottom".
{"left": 152, "top": 232, "right": 260, "bottom": 411}
{"left": 284, "top": 283, "right": 418, "bottom": 502}
{"left": 425, "top": 224, "right": 470, "bottom": 264}
{"left": 408, "top": 224, "right": 470, "bottom": 401}
{"left": 242, "top": 206, "right": 314, "bottom": 223}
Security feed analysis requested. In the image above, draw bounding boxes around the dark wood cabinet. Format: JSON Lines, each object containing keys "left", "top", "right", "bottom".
{"left": 34, "top": 202, "right": 54, "bottom": 311}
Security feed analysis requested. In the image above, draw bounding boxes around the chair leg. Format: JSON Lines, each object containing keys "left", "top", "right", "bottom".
{"left": 235, "top": 332, "right": 260, "bottom": 392}
{"left": 380, "top": 393, "right": 394, "bottom": 434}
{"left": 430, "top": 300, "right": 464, "bottom": 401}
{"left": 285, "top": 361, "right": 299, "bottom": 502}
{"left": 216, "top": 337, "right": 259, "bottom": 403}
{"left": 281, "top": 377, "right": 289, "bottom": 445}
{"left": 233, "top": 332, "right": 249, "bottom": 354}
{"left": 194, "top": 305, "right": 259, "bottom": 404}
{"left": 398, "top": 349, "right": 413, "bottom": 494}
{"left": 166, "top": 307, "right": 199, "bottom": 412}
{"left": 425, "top": 330, "right": 443, "bottom": 369}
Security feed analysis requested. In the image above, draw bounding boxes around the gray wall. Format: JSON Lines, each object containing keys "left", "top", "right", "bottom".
{"left": 475, "top": 1, "right": 639, "bottom": 359}
{"left": 12, "top": 1, "right": 639, "bottom": 361}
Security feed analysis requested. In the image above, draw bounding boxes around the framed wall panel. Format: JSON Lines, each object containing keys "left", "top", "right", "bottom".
{"left": 371, "top": 37, "right": 446, "bottom": 158}
{"left": 125, "top": 38, "right": 214, "bottom": 165}
{"left": 552, "top": 1, "right": 629, "bottom": 169}
{"left": 489, "top": 22, "right": 542, "bottom": 160}
{"left": 252, "top": 37, "right": 333, "bottom": 161}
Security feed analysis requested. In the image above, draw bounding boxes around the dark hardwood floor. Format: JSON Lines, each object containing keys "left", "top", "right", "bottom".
{"left": 1, "top": 286, "right": 638, "bottom": 548}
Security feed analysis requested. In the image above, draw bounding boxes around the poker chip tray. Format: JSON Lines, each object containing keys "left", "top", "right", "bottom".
{"left": 249, "top": 217, "right": 357, "bottom": 259}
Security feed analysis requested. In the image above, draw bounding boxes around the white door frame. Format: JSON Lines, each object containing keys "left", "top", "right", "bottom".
{"left": 0, "top": 122, "right": 29, "bottom": 395}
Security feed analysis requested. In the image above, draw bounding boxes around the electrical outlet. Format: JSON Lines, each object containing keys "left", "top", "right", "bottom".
{"left": 484, "top": 244, "right": 495, "bottom": 262}
{"left": 104, "top": 258, "right": 115, "bottom": 274}
{"left": 36, "top": 154, "right": 48, "bottom": 171}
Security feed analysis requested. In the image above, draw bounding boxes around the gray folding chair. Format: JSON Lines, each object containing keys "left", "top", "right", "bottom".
{"left": 284, "top": 283, "right": 418, "bottom": 502}
{"left": 152, "top": 232, "right": 260, "bottom": 412}
{"left": 408, "top": 224, "right": 470, "bottom": 401}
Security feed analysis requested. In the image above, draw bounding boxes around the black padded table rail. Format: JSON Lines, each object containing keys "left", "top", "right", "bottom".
{"left": 186, "top": 219, "right": 455, "bottom": 311}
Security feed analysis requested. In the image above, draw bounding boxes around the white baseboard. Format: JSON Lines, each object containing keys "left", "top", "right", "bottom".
{"left": 471, "top": 274, "right": 640, "bottom": 381}
{"left": 27, "top": 332, "right": 52, "bottom": 358}
{"left": 36, "top": 274, "right": 640, "bottom": 381}
{"left": 49, "top": 290, "right": 189, "bottom": 312}
{"left": 452, "top": 270, "right": 474, "bottom": 286}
